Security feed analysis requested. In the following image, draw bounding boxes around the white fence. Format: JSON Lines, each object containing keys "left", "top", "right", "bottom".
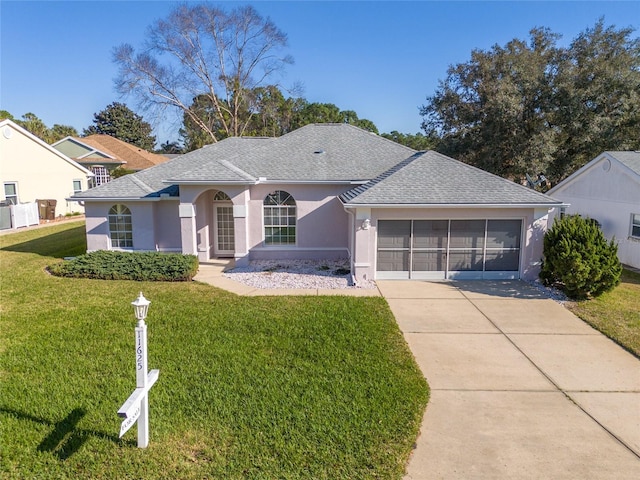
{"left": 0, "top": 202, "right": 39, "bottom": 230}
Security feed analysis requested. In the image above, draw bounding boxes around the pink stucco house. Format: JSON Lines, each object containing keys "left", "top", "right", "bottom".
{"left": 71, "top": 124, "right": 562, "bottom": 283}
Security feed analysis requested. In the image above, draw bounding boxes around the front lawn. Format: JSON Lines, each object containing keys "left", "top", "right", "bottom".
{"left": 566, "top": 268, "right": 640, "bottom": 357}
{"left": 0, "top": 222, "right": 428, "bottom": 479}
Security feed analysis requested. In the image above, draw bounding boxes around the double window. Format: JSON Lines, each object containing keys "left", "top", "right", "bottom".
{"left": 108, "top": 204, "right": 133, "bottom": 248}
{"left": 90, "top": 166, "right": 111, "bottom": 187}
{"left": 263, "top": 190, "right": 296, "bottom": 245}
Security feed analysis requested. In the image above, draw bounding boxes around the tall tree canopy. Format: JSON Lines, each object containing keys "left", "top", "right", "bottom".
{"left": 114, "top": 3, "right": 293, "bottom": 143}
{"left": 84, "top": 102, "right": 156, "bottom": 150}
{"left": 2, "top": 111, "right": 78, "bottom": 143}
{"left": 421, "top": 20, "right": 640, "bottom": 183}
{"left": 179, "top": 86, "right": 379, "bottom": 151}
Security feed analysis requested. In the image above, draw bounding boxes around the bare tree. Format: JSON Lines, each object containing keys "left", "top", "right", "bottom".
{"left": 113, "top": 3, "right": 293, "bottom": 142}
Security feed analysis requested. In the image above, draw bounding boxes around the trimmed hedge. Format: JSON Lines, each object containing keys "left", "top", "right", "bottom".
{"left": 540, "top": 215, "right": 622, "bottom": 299}
{"left": 48, "top": 250, "right": 199, "bottom": 281}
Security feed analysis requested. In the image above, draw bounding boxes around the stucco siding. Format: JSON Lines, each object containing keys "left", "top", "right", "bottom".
{"left": 247, "top": 184, "right": 350, "bottom": 260}
{"left": 349, "top": 206, "right": 552, "bottom": 282}
{"left": 551, "top": 157, "right": 640, "bottom": 268}
{"left": 0, "top": 124, "right": 89, "bottom": 215}
{"left": 84, "top": 202, "right": 111, "bottom": 251}
{"left": 153, "top": 200, "right": 181, "bottom": 251}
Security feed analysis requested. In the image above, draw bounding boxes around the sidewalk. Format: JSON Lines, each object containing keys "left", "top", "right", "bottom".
{"left": 377, "top": 280, "right": 640, "bottom": 479}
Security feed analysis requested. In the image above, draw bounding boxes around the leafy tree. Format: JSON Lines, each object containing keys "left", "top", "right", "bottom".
{"left": 0, "top": 110, "right": 15, "bottom": 121}
{"left": 551, "top": 20, "right": 640, "bottom": 180}
{"left": 291, "top": 102, "right": 378, "bottom": 133}
{"left": 84, "top": 102, "right": 156, "bottom": 150}
{"left": 179, "top": 87, "right": 378, "bottom": 151}
{"left": 540, "top": 215, "right": 622, "bottom": 299}
{"left": 381, "top": 131, "right": 437, "bottom": 150}
{"left": 158, "top": 140, "right": 183, "bottom": 154}
{"left": 114, "top": 4, "right": 293, "bottom": 143}
{"left": 17, "top": 112, "right": 50, "bottom": 140}
{"left": 9, "top": 112, "right": 77, "bottom": 143}
{"left": 421, "top": 20, "right": 640, "bottom": 184}
{"left": 48, "top": 124, "right": 79, "bottom": 142}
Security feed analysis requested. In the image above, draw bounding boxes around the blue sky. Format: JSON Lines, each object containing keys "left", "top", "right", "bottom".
{"left": 1, "top": 1, "right": 638, "bottom": 145}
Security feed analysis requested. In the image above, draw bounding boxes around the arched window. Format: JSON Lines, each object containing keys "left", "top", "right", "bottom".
{"left": 213, "top": 191, "right": 231, "bottom": 201}
{"left": 108, "top": 204, "right": 133, "bottom": 248}
{"left": 263, "top": 191, "right": 296, "bottom": 245}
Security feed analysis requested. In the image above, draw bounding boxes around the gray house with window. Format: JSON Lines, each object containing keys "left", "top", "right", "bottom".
{"left": 71, "top": 124, "right": 563, "bottom": 283}
{"left": 548, "top": 151, "right": 640, "bottom": 269}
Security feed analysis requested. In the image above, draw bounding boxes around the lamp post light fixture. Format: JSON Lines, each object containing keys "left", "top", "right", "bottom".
{"left": 117, "top": 291, "right": 159, "bottom": 448}
{"left": 131, "top": 292, "right": 150, "bottom": 324}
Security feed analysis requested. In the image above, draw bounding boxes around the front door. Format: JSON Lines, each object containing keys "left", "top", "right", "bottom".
{"left": 214, "top": 204, "right": 234, "bottom": 257}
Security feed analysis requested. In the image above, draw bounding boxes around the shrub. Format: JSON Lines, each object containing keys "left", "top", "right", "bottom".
{"left": 540, "top": 215, "right": 622, "bottom": 299}
{"left": 48, "top": 250, "right": 199, "bottom": 281}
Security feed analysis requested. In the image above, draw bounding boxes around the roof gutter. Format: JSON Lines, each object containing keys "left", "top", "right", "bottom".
{"left": 342, "top": 202, "right": 568, "bottom": 209}
{"left": 66, "top": 196, "right": 167, "bottom": 202}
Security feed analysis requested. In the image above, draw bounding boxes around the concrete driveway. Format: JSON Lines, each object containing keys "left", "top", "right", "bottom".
{"left": 377, "top": 280, "right": 640, "bottom": 479}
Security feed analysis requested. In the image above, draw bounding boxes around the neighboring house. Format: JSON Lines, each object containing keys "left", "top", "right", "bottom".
{"left": 548, "top": 151, "right": 640, "bottom": 269}
{"left": 52, "top": 135, "right": 169, "bottom": 187}
{"left": 0, "top": 119, "right": 93, "bottom": 216}
{"left": 71, "top": 124, "right": 562, "bottom": 283}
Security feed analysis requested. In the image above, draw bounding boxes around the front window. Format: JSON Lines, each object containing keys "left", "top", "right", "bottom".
{"left": 3, "top": 183, "right": 18, "bottom": 205}
{"left": 632, "top": 214, "right": 640, "bottom": 239}
{"left": 91, "top": 166, "right": 111, "bottom": 187}
{"left": 108, "top": 204, "right": 133, "bottom": 248}
{"left": 72, "top": 180, "right": 82, "bottom": 195}
{"left": 263, "top": 190, "right": 296, "bottom": 245}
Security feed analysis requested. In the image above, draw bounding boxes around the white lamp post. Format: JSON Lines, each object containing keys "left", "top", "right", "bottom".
{"left": 132, "top": 292, "right": 150, "bottom": 325}
{"left": 117, "top": 292, "right": 159, "bottom": 448}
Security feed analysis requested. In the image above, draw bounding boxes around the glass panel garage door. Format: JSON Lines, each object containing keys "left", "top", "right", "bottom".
{"left": 376, "top": 219, "right": 522, "bottom": 280}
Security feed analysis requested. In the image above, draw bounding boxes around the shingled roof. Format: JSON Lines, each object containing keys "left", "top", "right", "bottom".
{"left": 75, "top": 135, "right": 169, "bottom": 170}
{"left": 71, "top": 124, "right": 560, "bottom": 207}
{"left": 340, "top": 150, "right": 561, "bottom": 206}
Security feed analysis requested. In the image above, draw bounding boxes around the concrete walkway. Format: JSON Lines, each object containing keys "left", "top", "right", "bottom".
{"left": 377, "top": 280, "right": 640, "bottom": 479}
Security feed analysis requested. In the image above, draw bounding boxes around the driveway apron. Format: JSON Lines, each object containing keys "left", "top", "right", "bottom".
{"left": 377, "top": 280, "right": 640, "bottom": 479}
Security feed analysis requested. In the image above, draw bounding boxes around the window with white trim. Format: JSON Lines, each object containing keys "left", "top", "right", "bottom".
{"left": 108, "top": 204, "right": 133, "bottom": 248}
{"left": 631, "top": 214, "right": 640, "bottom": 239}
{"left": 72, "top": 180, "right": 82, "bottom": 195}
{"left": 3, "top": 183, "right": 18, "bottom": 205}
{"left": 90, "top": 166, "right": 111, "bottom": 187}
{"left": 263, "top": 190, "right": 296, "bottom": 245}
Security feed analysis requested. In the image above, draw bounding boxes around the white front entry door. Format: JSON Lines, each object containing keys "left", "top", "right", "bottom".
{"left": 213, "top": 204, "right": 235, "bottom": 257}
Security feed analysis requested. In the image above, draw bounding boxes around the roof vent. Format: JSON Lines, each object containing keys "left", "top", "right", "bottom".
{"left": 313, "top": 149, "right": 325, "bottom": 154}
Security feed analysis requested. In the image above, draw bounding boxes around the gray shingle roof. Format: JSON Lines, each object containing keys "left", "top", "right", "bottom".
{"left": 606, "top": 151, "right": 640, "bottom": 176}
{"left": 340, "top": 151, "right": 561, "bottom": 206}
{"left": 71, "top": 124, "right": 559, "bottom": 206}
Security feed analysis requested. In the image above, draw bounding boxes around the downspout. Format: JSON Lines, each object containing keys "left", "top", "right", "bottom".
{"left": 344, "top": 206, "right": 357, "bottom": 287}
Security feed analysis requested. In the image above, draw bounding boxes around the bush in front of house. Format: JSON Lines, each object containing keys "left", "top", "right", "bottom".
{"left": 540, "top": 215, "right": 622, "bottom": 299}
{"left": 48, "top": 250, "right": 199, "bottom": 281}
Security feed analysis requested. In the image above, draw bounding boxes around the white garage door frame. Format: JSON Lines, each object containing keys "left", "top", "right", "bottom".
{"left": 376, "top": 218, "right": 524, "bottom": 280}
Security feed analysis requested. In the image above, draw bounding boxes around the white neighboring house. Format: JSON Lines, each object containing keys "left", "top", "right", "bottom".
{"left": 548, "top": 151, "right": 640, "bottom": 269}
{"left": 0, "top": 119, "right": 93, "bottom": 221}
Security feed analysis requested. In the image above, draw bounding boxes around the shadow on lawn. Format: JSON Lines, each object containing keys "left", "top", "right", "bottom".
{"left": 1, "top": 406, "right": 132, "bottom": 460}
{"left": 0, "top": 226, "right": 86, "bottom": 258}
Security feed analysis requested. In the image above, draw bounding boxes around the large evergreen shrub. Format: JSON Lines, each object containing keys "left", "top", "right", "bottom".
{"left": 540, "top": 215, "right": 622, "bottom": 299}
{"left": 48, "top": 251, "right": 199, "bottom": 281}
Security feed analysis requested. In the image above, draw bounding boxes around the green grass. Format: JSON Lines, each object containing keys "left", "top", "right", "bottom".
{"left": 0, "top": 222, "right": 429, "bottom": 479}
{"left": 567, "top": 268, "right": 640, "bottom": 357}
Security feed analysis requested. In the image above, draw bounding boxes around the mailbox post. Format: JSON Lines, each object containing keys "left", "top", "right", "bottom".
{"left": 118, "top": 292, "right": 159, "bottom": 448}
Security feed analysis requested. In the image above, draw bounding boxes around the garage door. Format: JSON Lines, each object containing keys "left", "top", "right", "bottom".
{"left": 376, "top": 219, "right": 522, "bottom": 280}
